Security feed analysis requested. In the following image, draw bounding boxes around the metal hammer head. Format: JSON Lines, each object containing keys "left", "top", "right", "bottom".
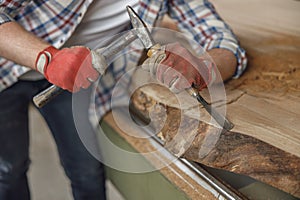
{"left": 126, "top": 6, "right": 156, "bottom": 50}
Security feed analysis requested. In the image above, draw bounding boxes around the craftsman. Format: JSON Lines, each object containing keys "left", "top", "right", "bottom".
{"left": 0, "top": 0, "right": 246, "bottom": 200}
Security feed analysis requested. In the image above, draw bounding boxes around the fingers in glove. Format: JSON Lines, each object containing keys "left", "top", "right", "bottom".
{"left": 156, "top": 64, "right": 167, "bottom": 83}
{"left": 170, "top": 75, "right": 191, "bottom": 93}
{"left": 81, "top": 78, "right": 91, "bottom": 89}
{"left": 76, "top": 54, "right": 99, "bottom": 87}
{"left": 163, "top": 67, "right": 191, "bottom": 93}
{"left": 162, "top": 67, "right": 180, "bottom": 87}
{"left": 81, "top": 64, "right": 99, "bottom": 82}
{"left": 73, "top": 74, "right": 90, "bottom": 91}
{"left": 75, "top": 69, "right": 95, "bottom": 89}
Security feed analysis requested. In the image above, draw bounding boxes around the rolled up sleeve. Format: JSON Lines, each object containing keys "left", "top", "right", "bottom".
{"left": 168, "top": 0, "right": 247, "bottom": 78}
{"left": 0, "top": 0, "right": 30, "bottom": 25}
{"left": 0, "top": 12, "right": 14, "bottom": 25}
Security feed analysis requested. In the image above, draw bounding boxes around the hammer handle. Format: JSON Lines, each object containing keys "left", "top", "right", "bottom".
{"left": 33, "top": 30, "right": 138, "bottom": 108}
{"left": 33, "top": 85, "right": 63, "bottom": 107}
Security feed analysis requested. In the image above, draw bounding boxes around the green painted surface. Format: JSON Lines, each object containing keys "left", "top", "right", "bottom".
{"left": 239, "top": 182, "right": 299, "bottom": 200}
{"left": 100, "top": 121, "right": 190, "bottom": 200}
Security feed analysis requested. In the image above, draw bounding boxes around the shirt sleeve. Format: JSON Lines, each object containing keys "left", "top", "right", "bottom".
{"left": 0, "top": 0, "right": 30, "bottom": 25}
{"left": 0, "top": 13, "right": 14, "bottom": 25}
{"left": 168, "top": 0, "right": 247, "bottom": 78}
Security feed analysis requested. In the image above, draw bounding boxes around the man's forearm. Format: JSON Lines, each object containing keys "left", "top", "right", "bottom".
{"left": 208, "top": 48, "right": 237, "bottom": 82}
{"left": 0, "top": 21, "right": 50, "bottom": 69}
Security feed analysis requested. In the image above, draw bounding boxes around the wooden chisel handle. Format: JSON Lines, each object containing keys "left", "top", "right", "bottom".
{"left": 33, "top": 85, "right": 63, "bottom": 108}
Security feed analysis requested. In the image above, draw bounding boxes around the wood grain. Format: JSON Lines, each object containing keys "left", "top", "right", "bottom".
{"left": 128, "top": 2, "right": 300, "bottom": 197}
{"left": 128, "top": 34, "right": 300, "bottom": 195}
{"left": 130, "top": 87, "right": 300, "bottom": 198}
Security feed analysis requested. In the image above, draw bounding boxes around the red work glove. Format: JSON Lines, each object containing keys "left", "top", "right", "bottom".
{"left": 35, "top": 46, "right": 101, "bottom": 92}
{"left": 143, "top": 43, "right": 216, "bottom": 93}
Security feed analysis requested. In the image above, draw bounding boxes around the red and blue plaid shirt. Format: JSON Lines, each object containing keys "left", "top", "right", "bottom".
{"left": 0, "top": 0, "right": 247, "bottom": 118}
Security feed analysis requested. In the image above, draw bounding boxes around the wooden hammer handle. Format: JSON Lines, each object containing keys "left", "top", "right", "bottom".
{"left": 33, "top": 85, "right": 63, "bottom": 107}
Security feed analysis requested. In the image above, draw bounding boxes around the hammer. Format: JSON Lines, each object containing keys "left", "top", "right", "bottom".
{"left": 126, "top": 6, "right": 234, "bottom": 157}
{"left": 33, "top": 29, "right": 139, "bottom": 107}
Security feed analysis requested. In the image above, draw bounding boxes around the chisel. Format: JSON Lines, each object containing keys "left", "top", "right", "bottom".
{"left": 127, "top": 6, "right": 234, "bottom": 131}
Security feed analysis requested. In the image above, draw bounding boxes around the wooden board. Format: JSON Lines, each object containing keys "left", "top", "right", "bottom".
{"left": 129, "top": 83, "right": 300, "bottom": 198}
{"left": 210, "top": 0, "right": 300, "bottom": 37}
{"left": 125, "top": 1, "right": 300, "bottom": 197}
{"left": 127, "top": 3, "right": 300, "bottom": 196}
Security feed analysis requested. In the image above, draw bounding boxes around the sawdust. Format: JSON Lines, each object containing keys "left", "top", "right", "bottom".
{"left": 128, "top": 30, "right": 300, "bottom": 197}
{"left": 228, "top": 33, "right": 300, "bottom": 96}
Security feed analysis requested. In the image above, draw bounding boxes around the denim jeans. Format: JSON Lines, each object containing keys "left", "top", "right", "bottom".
{"left": 0, "top": 79, "right": 106, "bottom": 200}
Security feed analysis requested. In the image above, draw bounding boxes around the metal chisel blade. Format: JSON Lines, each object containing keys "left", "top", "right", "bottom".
{"left": 187, "top": 88, "right": 234, "bottom": 131}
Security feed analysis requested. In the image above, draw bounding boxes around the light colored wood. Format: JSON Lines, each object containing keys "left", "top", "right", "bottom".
{"left": 127, "top": 1, "right": 300, "bottom": 197}
{"left": 121, "top": 1, "right": 300, "bottom": 197}
{"left": 153, "top": 0, "right": 300, "bottom": 158}
{"left": 130, "top": 75, "right": 300, "bottom": 158}
{"left": 210, "top": 0, "right": 300, "bottom": 36}
{"left": 227, "top": 92, "right": 300, "bottom": 157}
{"left": 129, "top": 86, "right": 300, "bottom": 198}
{"left": 102, "top": 112, "right": 223, "bottom": 200}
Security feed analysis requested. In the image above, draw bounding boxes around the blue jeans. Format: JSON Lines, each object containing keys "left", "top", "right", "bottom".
{"left": 0, "top": 80, "right": 106, "bottom": 200}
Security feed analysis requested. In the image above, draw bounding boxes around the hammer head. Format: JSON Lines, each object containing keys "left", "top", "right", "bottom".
{"left": 126, "top": 6, "right": 156, "bottom": 50}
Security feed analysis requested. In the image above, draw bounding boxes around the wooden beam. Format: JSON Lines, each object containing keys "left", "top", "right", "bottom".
{"left": 128, "top": 1, "right": 300, "bottom": 197}
{"left": 130, "top": 86, "right": 300, "bottom": 198}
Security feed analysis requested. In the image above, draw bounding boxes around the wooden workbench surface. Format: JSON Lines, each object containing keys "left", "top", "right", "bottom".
{"left": 126, "top": 1, "right": 300, "bottom": 197}
{"left": 103, "top": 112, "right": 226, "bottom": 200}
{"left": 101, "top": 36, "right": 300, "bottom": 198}
{"left": 101, "top": 1, "right": 299, "bottom": 198}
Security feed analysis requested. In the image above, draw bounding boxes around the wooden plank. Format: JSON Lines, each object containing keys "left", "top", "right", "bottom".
{"left": 128, "top": 28, "right": 300, "bottom": 198}
{"left": 228, "top": 95, "right": 300, "bottom": 150}
{"left": 129, "top": 87, "right": 300, "bottom": 198}
{"left": 102, "top": 113, "right": 228, "bottom": 200}
{"left": 130, "top": 81, "right": 300, "bottom": 158}
{"left": 210, "top": 0, "right": 300, "bottom": 36}
{"left": 127, "top": 1, "right": 300, "bottom": 197}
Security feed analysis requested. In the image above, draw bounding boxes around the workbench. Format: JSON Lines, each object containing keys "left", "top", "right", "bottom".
{"left": 100, "top": 109, "right": 297, "bottom": 200}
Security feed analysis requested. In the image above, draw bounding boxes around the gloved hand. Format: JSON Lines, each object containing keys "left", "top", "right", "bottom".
{"left": 143, "top": 42, "right": 216, "bottom": 93}
{"left": 35, "top": 46, "right": 103, "bottom": 92}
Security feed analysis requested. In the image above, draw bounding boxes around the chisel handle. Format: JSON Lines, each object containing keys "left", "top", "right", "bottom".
{"left": 33, "top": 85, "right": 63, "bottom": 108}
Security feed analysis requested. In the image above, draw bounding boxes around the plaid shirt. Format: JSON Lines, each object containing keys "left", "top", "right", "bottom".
{"left": 0, "top": 0, "right": 247, "bottom": 118}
